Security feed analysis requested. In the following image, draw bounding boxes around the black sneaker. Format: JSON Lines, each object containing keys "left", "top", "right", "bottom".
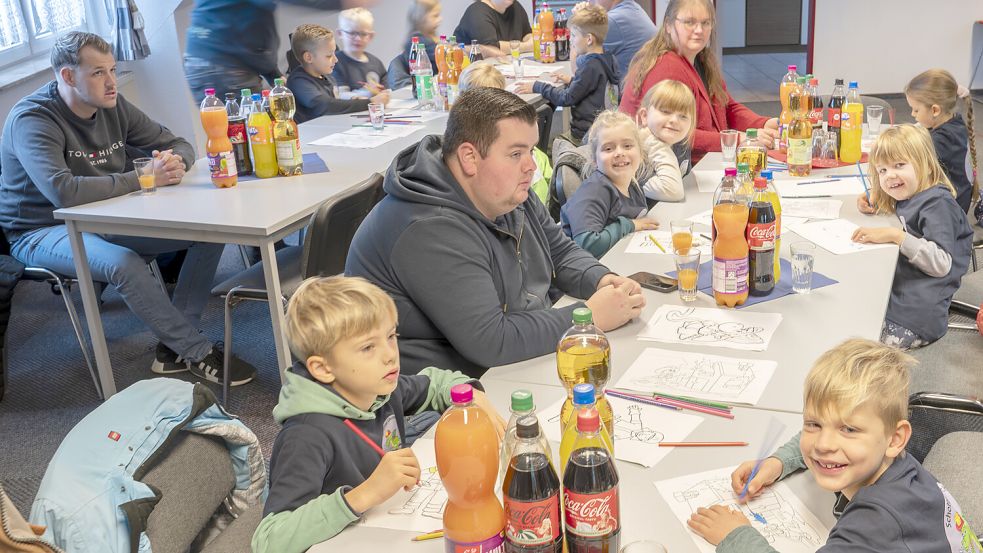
{"left": 188, "top": 344, "right": 257, "bottom": 386}
{"left": 151, "top": 342, "right": 189, "bottom": 374}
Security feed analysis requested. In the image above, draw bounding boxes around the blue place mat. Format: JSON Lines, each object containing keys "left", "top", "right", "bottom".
{"left": 237, "top": 152, "right": 329, "bottom": 182}
{"left": 667, "top": 257, "right": 838, "bottom": 308}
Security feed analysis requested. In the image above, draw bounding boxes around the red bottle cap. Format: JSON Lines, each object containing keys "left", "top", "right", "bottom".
{"left": 754, "top": 177, "right": 767, "bottom": 189}
{"left": 450, "top": 384, "right": 473, "bottom": 404}
{"left": 576, "top": 408, "right": 600, "bottom": 433}
{"left": 261, "top": 90, "right": 270, "bottom": 98}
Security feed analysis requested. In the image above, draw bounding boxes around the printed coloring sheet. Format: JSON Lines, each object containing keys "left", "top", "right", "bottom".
{"left": 780, "top": 198, "right": 842, "bottom": 220}
{"left": 614, "top": 347, "right": 777, "bottom": 406}
{"left": 785, "top": 218, "right": 896, "bottom": 255}
{"left": 540, "top": 395, "right": 703, "bottom": 468}
{"left": 638, "top": 306, "right": 782, "bottom": 352}
{"left": 654, "top": 466, "right": 829, "bottom": 553}
{"left": 358, "top": 438, "right": 446, "bottom": 532}
{"left": 624, "top": 230, "right": 711, "bottom": 256}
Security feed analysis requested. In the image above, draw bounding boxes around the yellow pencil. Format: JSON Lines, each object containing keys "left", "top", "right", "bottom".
{"left": 648, "top": 234, "right": 666, "bottom": 252}
{"left": 410, "top": 530, "right": 444, "bottom": 542}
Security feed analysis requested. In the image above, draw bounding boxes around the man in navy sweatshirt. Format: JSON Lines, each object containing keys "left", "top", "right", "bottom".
{"left": 0, "top": 32, "right": 255, "bottom": 385}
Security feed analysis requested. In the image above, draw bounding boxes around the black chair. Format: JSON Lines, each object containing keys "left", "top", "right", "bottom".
{"left": 535, "top": 102, "right": 555, "bottom": 154}
{"left": 210, "top": 173, "right": 386, "bottom": 404}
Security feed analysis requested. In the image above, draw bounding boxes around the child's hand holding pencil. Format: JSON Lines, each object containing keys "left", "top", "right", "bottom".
{"left": 731, "top": 456, "right": 783, "bottom": 503}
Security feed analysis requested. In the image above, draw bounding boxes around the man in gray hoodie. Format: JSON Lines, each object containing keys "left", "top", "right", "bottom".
{"left": 347, "top": 87, "right": 645, "bottom": 378}
{"left": 0, "top": 32, "right": 255, "bottom": 386}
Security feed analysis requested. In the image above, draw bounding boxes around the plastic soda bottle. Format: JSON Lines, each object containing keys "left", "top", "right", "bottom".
{"left": 261, "top": 89, "right": 272, "bottom": 118}
{"left": 436, "top": 384, "right": 506, "bottom": 552}
{"left": 736, "top": 128, "right": 767, "bottom": 177}
{"left": 499, "top": 390, "right": 553, "bottom": 488}
{"left": 412, "top": 41, "right": 435, "bottom": 110}
{"left": 736, "top": 161, "right": 753, "bottom": 197}
{"left": 502, "top": 416, "right": 563, "bottom": 553}
{"left": 199, "top": 88, "right": 237, "bottom": 188}
{"left": 778, "top": 64, "right": 799, "bottom": 150}
{"left": 247, "top": 93, "right": 278, "bottom": 178}
{"left": 468, "top": 40, "right": 483, "bottom": 63}
{"left": 839, "top": 82, "right": 863, "bottom": 163}
{"left": 712, "top": 168, "right": 750, "bottom": 307}
{"left": 827, "top": 78, "right": 846, "bottom": 148}
{"left": 538, "top": 4, "right": 555, "bottom": 63}
{"left": 562, "top": 409, "right": 620, "bottom": 553}
{"left": 224, "top": 92, "right": 252, "bottom": 176}
{"left": 532, "top": 18, "right": 541, "bottom": 62}
{"left": 555, "top": 9, "right": 569, "bottom": 62}
{"left": 807, "top": 76, "right": 824, "bottom": 129}
{"left": 447, "top": 44, "right": 462, "bottom": 108}
{"left": 787, "top": 76, "right": 813, "bottom": 177}
{"left": 556, "top": 308, "right": 613, "bottom": 438}
{"left": 747, "top": 177, "right": 777, "bottom": 296}
{"left": 760, "top": 169, "right": 782, "bottom": 281}
{"left": 270, "top": 78, "right": 302, "bottom": 176}
{"left": 435, "top": 35, "right": 449, "bottom": 110}
{"left": 559, "top": 384, "right": 614, "bottom": 476}
{"left": 239, "top": 88, "right": 252, "bottom": 116}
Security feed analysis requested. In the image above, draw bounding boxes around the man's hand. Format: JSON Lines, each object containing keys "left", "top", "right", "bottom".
{"left": 597, "top": 273, "right": 642, "bottom": 295}
{"left": 472, "top": 390, "right": 506, "bottom": 441}
{"left": 152, "top": 149, "right": 185, "bottom": 186}
{"left": 730, "top": 457, "right": 782, "bottom": 503}
{"left": 687, "top": 505, "right": 751, "bottom": 546}
{"left": 344, "top": 448, "right": 420, "bottom": 513}
{"left": 585, "top": 279, "right": 645, "bottom": 331}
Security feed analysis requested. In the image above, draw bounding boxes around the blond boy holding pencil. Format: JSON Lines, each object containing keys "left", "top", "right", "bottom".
{"left": 252, "top": 276, "right": 502, "bottom": 553}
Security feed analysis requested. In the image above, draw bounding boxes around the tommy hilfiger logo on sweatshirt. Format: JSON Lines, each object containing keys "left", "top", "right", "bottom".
{"left": 67, "top": 140, "right": 124, "bottom": 165}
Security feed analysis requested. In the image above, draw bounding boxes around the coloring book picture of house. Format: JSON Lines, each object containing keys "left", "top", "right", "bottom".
{"left": 359, "top": 438, "right": 448, "bottom": 532}
{"left": 539, "top": 395, "right": 703, "bottom": 467}
{"left": 638, "top": 306, "right": 782, "bottom": 352}
{"left": 654, "top": 466, "right": 829, "bottom": 553}
{"left": 614, "top": 347, "right": 777, "bottom": 406}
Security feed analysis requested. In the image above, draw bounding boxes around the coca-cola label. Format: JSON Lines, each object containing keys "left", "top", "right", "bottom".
{"left": 444, "top": 532, "right": 505, "bottom": 553}
{"left": 746, "top": 221, "right": 776, "bottom": 249}
{"left": 504, "top": 494, "right": 561, "bottom": 545}
{"left": 809, "top": 108, "right": 823, "bottom": 126}
{"left": 827, "top": 107, "right": 841, "bottom": 128}
{"left": 712, "top": 257, "right": 749, "bottom": 295}
{"left": 563, "top": 488, "right": 620, "bottom": 537}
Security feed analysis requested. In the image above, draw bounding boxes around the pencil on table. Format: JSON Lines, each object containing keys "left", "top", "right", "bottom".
{"left": 648, "top": 235, "right": 666, "bottom": 252}
{"left": 410, "top": 530, "right": 444, "bottom": 542}
{"left": 658, "top": 441, "right": 749, "bottom": 447}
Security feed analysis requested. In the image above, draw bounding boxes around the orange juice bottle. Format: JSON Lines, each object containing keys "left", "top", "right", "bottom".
{"left": 199, "top": 88, "right": 237, "bottom": 188}
{"left": 712, "top": 167, "right": 750, "bottom": 307}
{"left": 839, "top": 82, "right": 863, "bottom": 164}
{"left": 435, "top": 35, "right": 449, "bottom": 109}
{"left": 539, "top": 4, "right": 555, "bottom": 63}
{"left": 778, "top": 64, "right": 799, "bottom": 151}
{"left": 436, "top": 384, "right": 506, "bottom": 552}
{"left": 532, "top": 18, "right": 541, "bottom": 62}
{"left": 246, "top": 93, "right": 278, "bottom": 178}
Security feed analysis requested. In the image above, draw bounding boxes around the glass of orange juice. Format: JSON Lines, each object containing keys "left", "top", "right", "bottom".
{"left": 133, "top": 157, "right": 155, "bottom": 195}
{"left": 670, "top": 220, "right": 693, "bottom": 254}
{"left": 674, "top": 248, "right": 701, "bottom": 302}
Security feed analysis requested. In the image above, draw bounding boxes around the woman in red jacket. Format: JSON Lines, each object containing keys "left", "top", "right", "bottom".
{"left": 619, "top": 0, "right": 779, "bottom": 162}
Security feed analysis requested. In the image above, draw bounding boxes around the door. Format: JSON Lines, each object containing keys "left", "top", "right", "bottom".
{"left": 745, "top": 0, "right": 802, "bottom": 47}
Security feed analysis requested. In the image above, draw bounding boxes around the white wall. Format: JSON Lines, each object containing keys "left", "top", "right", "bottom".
{"left": 813, "top": 0, "right": 983, "bottom": 95}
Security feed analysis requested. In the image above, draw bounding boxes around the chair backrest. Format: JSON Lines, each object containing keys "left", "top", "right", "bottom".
{"left": 548, "top": 137, "right": 589, "bottom": 220}
{"left": 535, "top": 102, "right": 554, "bottom": 153}
{"left": 387, "top": 53, "right": 412, "bottom": 90}
{"left": 301, "top": 173, "right": 385, "bottom": 278}
{"left": 906, "top": 392, "right": 983, "bottom": 463}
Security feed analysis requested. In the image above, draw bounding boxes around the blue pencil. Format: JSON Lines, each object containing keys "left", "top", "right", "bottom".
{"left": 857, "top": 161, "right": 872, "bottom": 204}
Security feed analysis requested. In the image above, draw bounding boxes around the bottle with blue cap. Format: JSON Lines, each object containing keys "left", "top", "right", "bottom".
{"left": 558, "top": 383, "right": 613, "bottom": 476}
{"left": 840, "top": 81, "right": 864, "bottom": 163}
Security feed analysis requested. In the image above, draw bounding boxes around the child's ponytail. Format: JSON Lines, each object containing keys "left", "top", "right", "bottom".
{"left": 959, "top": 85, "right": 979, "bottom": 206}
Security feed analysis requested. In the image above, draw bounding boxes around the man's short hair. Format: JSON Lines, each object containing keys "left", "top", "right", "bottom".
{"left": 339, "top": 7, "right": 374, "bottom": 29}
{"left": 458, "top": 64, "right": 506, "bottom": 93}
{"left": 442, "top": 87, "right": 537, "bottom": 159}
{"left": 50, "top": 31, "right": 112, "bottom": 71}
{"left": 292, "top": 24, "right": 334, "bottom": 62}
{"left": 570, "top": 5, "right": 609, "bottom": 43}
{"left": 285, "top": 276, "right": 397, "bottom": 361}
{"left": 804, "top": 338, "right": 914, "bottom": 429}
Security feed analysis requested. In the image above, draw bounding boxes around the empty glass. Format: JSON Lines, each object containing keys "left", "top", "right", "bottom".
{"left": 791, "top": 242, "right": 817, "bottom": 293}
{"left": 820, "top": 130, "right": 839, "bottom": 163}
{"left": 720, "top": 129, "right": 739, "bottom": 164}
{"left": 866, "top": 105, "right": 884, "bottom": 137}
{"left": 621, "top": 541, "right": 669, "bottom": 553}
{"left": 674, "top": 248, "right": 701, "bottom": 302}
{"left": 367, "top": 102, "right": 385, "bottom": 131}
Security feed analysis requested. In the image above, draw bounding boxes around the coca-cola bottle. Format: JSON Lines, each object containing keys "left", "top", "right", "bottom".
{"left": 563, "top": 408, "right": 620, "bottom": 553}
{"left": 555, "top": 9, "right": 569, "bottom": 62}
{"left": 503, "top": 416, "right": 563, "bottom": 553}
{"left": 747, "top": 177, "right": 776, "bottom": 296}
{"left": 224, "top": 92, "right": 252, "bottom": 175}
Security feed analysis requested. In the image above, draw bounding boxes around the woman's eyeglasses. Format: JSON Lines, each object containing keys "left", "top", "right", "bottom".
{"left": 675, "top": 18, "right": 713, "bottom": 31}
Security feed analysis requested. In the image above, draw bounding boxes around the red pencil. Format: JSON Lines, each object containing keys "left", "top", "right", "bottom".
{"left": 658, "top": 441, "right": 749, "bottom": 447}
{"left": 343, "top": 419, "right": 385, "bottom": 457}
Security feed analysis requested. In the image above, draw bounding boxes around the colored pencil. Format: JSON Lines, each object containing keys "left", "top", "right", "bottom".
{"left": 795, "top": 178, "right": 839, "bottom": 186}
{"left": 605, "top": 389, "right": 681, "bottom": 411}
{"left": 648, "top": 391, "right": 732, "bottom": 410}
{"left": 700, "top": 233, "right": 712, "bottom": 241}
{"left": 788, "top": 194, "right": 832, "bottom": 198}
{"left": 411, "top": 530, "right": 444, "bottom": 542}
{"left": 858, "top": 162, "right": 872, "bottom": 205}
{"left": 648, "top": 235, "right": 666, "bottom": 252}
{"left": 658, "top": 441, "right": 748, "bottom": 447}
{"left": 352, "top": 114, "right": 421, "bottom": 118}
{"left": 654, "top": 396, "right": 735, "bottom": 419}
{"left": 343, "top": 419, "right": 385, "bottom": 457}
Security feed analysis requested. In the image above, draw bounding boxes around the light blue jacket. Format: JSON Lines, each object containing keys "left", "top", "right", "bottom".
{"left": 30, "top": 378, "right": 267, "bottom": 553}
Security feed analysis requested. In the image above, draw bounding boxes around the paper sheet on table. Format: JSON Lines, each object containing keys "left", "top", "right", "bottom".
{"left": 308, "top": 124, "right": 424, "bottom": 147}
{"left": 614, "top": 347, "right": 777, "bottom": 406}
{"left": 638, "top": 305, "right": 782, "bottom": 352}
{"left": 775, "top": 176, "right": 866, "bottom": 197}
{"left": 497, "top": 63, "right": 562, "bottom": 78}
{"left": 624, "top": 230, "right": 711, "bottom": 256}
{"left": 358, "top": 438, "right": 447, "bottom": 532}
{"left": 786, "top": 218, "right": 896, "bottom": 255}
{"left": 780, "top": 198, "right": 842, "bottom": 219}
{"left": 687, "top": 209, "right": 714, "bottom": 227}
{"left": 386, "top": 96, "right": 420, "bottom": 110}
{"left": 540, "top": 395, "right": 703, "bottom": 468}
{"left": 693, "top": 169, "right": 723, "bottom": 193}
{"left": 389, "top": 107, "right": 446, "bottom": 122}
{"left": 654, "top": 466, "right": 829, "bottom": 553}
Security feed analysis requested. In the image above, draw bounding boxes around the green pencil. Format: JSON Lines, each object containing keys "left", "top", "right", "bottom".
{"left": 651, "top": 391, "right": 732, "bottom": 410}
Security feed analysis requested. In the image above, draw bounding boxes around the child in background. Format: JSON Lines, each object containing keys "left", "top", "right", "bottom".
{"left": 635, "top": 79, "right": 696, "bottom": 202}
{"left": 333, "top": 8, "right": 389, "bottom": 98}
{"left": 904, "top": 69, "right": 978, "bottom": 215}
{"left": 513, "top": 5, "right": 619, "bottom": 143}
{"left": 855, "top": 125, "right": 973, "bottom": 349}
{"left": 287, "top": 24, "right": 390, "bottom": 124}
{"left": 404, "top": 0, "right": 440, "bottom": 76}
{"left": 252, "top": 276, "right": 503, "bottom": 553}
{"left": 688, "top": 338, "right": 981, "bottom": 552}
{"left": 561, "top": 110, "right": 659, "bottom": 258}
{"left": 459, "top": 64, "right": 553, "bottom": 206}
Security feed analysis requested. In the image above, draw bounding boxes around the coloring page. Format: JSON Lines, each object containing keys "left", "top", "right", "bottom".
{"left": 624, "top": 230, "right": 711, "bottom": 256}
{"left": 780, "top": 198, "right": 842, "bottom": 220}
{"left": 359, "top": 438, "right": 446, "bottom": 532}
{"left": 785, "top": 219, "right": 896, "bottom": 255}
{"left": 774, "top": 177, "right": 866, "bottom": 198}
{"left": 540, "top": 395, "right": 703, "bottom": 468}
{"left": 614, "top": 347, "right": 777, "bottom": 406}
{"left": 638, "top": 306, "right": 782, "bottom": 352}
{"left": 654, "top": 466, "right": 828, "bottom": 553}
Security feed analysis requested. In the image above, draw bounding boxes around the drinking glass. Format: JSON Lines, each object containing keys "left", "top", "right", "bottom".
{"left": 367, "top": 103, "right": 385, "bottom": 131}
{"left": 820, "top": 131, "right": 839, "bottom": 163}
{"left": 720, "top": 129, "right": 739, "bottom": 164}
{"left": 674, "top": 248, "right": 701, "bottom": 302}
{"left": 510, "top": 40, "right": 523, "bottom": 79}
{"left": 866, "top": 105, "right": 884, "bottom": 138}
{"left": 670, "top": 220, "right": 694, "bottom": 254}
{"left": 133, "top": 157, "right": 155, "bottom": 195}
{"left": 621, "top": 540, "right": 669, "bottom": 553}
{"left": 791, "top": 241, "right": 817, "bottom": 294}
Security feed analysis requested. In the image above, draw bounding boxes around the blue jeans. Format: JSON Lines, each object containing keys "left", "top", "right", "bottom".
{"left": 183, "top": 56, "right": 267, "bottom": 103}
{"left": 10, "top": 226, "right": 224, "bottom": 362}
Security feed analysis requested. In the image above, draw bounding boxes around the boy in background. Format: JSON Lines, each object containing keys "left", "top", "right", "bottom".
{"left": 514, "top": 5, "right": 619, "bottom": 143}
{"left": 287, "top": 23, "right": 389, "bottom": 123}
{"left": 332, "top": 8, "right": 388, "bottom": 98}
{"left": 689, "top": 338, "right": 981, "bottom": 552}
{"left": 252, "top": 276, "right": 503, "bottom": 553}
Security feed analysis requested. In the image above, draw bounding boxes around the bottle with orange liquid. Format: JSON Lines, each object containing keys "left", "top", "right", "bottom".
{"left": 712, "top": 167, "right": 750, "bottom": 307}
{"left": 538, "top": 4, "right": 555, "bottom": 63}
{"left": 246, "top": 93, "right": 278, "bottom": 178}
{"left": 532, "top": 17, "right": 541, "bottom": 62}
{"left": 200, "top": 88, "right": 237, "bottom": 188}
{"left": 435, "top": 35, "right": 449, "bottom": 110}
{"left": 447, "top": 43, "right": 464, "bottom": 107}
{"left": 436, "top": 384, "right": 506, "bottom": 553}
{"left": 839, "top": 81, "right": 863, "bottom": 164}
{"left": 777, "top": 64, "right": 799, "bottom": 151}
